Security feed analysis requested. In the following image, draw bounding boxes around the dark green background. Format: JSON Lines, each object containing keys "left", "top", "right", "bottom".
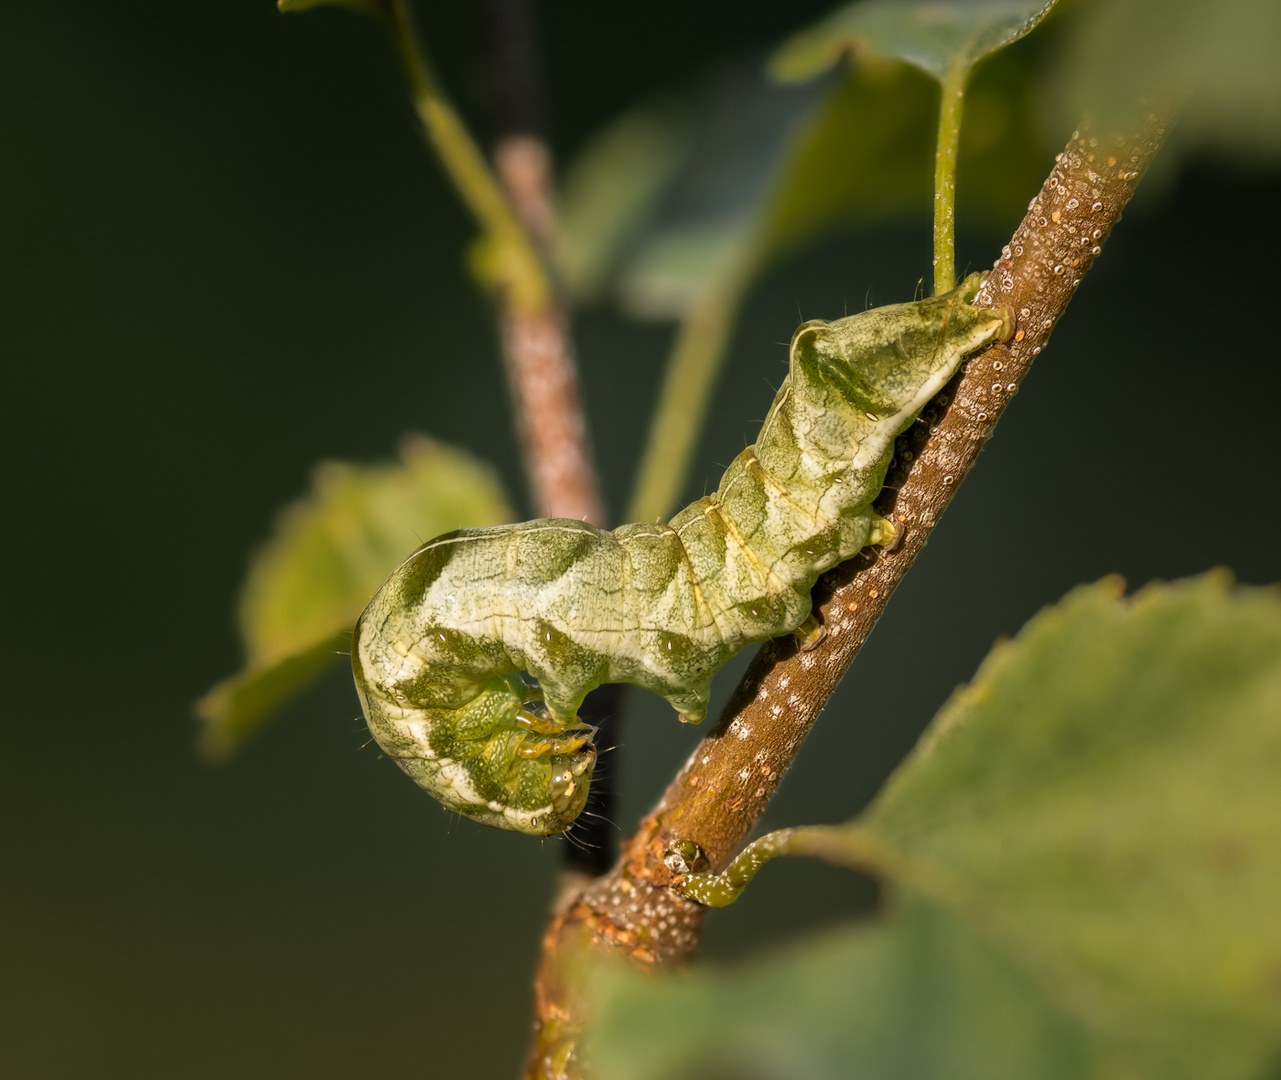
{"left": 2, "top": 2, "right": 1277, "bottom": 1077}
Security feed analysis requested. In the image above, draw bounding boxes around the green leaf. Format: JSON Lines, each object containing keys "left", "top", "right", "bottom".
{"left": 610, "top": 64, "right": 830, "bottom": 319}
{"left": 752, "top": 57, "right": 939, "bottom": 271}
{"left": 196, "top": 435, "right": 513, "bottom": 759}
{"left": 554, "top": 100, "right": 694, "bottom": 304}
{"left": 194, "top": 634, "right": 350, "bottom": 762}
{"left": 587, "top": 573, "right": 1281, "bottom": 1080}
{"left": 615, "top": 61, "right": 942, "bottom": 317}
{"left": 771, "top": 0, "right": 1061, "bottom": 86}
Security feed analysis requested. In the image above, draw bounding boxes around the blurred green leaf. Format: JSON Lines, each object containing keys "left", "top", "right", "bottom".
{"left": 609, "top": 61, "right": 829, "bottom": 319}
{"left": 766, "top": 0, "right": 1058, "bottom": 301}
{"left": 1049, "top": 0, "right": 1281, "bottom": 163}
{"left": 236, "top": 435, "right": 513, "bottom": 662}
{"left": 753, "top": 57, "right": 938, "bottom": 269}
{"left": 554, "top": 100, "right": 694, "bottom": 303}
{"left": 588, "top": 573, "right": 1281, "bottom": 1080}
{"left": 195, "top": 634, "right": 349, "bottom": 762}
{"left": 771, "top": 0, "right": 1060, "bottom": 85}
{"left": 615, "top": 60, "right": 940, "bottom": 318}
{"left": 581, "top": 2, "right": 1060, "bottom": 321}
{"left": 197, "top": 435, "right": 513, "bottom": 759}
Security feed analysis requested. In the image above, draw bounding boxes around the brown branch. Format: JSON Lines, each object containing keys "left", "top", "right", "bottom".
{"left": 495, "top": 136, "right": 605, "bottom": 527}
{"left": 494, "top": 135, "right": 605, "bottom": 526}
{"left": 497, "top": 291, "right": 603, "bottom": 526}
{"left": 521, "top": 108, "right": 1175, "bottom": 1080}
{"left": 482, "top": 0, "right": 604, "bottom": 527}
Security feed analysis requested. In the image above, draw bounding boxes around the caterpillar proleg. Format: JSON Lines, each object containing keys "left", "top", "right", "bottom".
{"left": 353, "top": 273, "right": 1013, "bottom": 834}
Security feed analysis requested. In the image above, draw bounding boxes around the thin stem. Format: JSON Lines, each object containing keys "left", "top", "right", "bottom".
{"left": 676, "top": 825, "right": 889, "bottom": 908}
{"left": 385, "top": 0, "right": 549, "bottom": 312}
{"left": 932, "top": 62, "right": 967, "bottom": 296}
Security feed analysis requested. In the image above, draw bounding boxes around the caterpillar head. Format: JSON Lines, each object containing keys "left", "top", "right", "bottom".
{"left": 545, "top": 741, "right": 598, "bottom": 832}
{"left": 354, "top": 633, "right": 599, "bottom": 835}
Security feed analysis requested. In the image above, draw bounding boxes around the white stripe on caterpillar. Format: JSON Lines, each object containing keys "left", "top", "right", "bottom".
{"left": 353, "top": 274, "right": 1014, "bottom": 834}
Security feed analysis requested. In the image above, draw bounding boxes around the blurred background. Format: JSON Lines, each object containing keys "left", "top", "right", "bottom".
{"left": 2, "top": 1, "right": 1278, "bottom": 1077}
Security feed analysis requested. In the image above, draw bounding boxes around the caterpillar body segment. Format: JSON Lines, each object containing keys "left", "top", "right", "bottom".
{"left": 353, "top": 274, "right": 1013, "bottom": 834}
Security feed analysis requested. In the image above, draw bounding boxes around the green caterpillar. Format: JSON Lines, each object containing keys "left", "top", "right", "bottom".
{"left": 352, "top": 274, "right": 1012, "bottom": 834}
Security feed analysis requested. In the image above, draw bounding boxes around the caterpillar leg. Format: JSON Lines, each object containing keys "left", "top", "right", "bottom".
{"left": 670, "top": 685, "right": 712, "bottom": 725}
{"left": 793, "top": 613, "right": 826, "bottom": 651}
{"left": 515, "top": 731, "right": 593, "bottom": 759}
{"left": 515, "top": 709, "right": 576, "bottom": 737}
{"left": 868, "top": 513, "right": 898, "bottom": 549}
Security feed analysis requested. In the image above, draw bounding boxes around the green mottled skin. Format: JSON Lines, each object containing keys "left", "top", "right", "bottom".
{"left": 353, "top": 274, "right": 1012, "bottom": 834}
